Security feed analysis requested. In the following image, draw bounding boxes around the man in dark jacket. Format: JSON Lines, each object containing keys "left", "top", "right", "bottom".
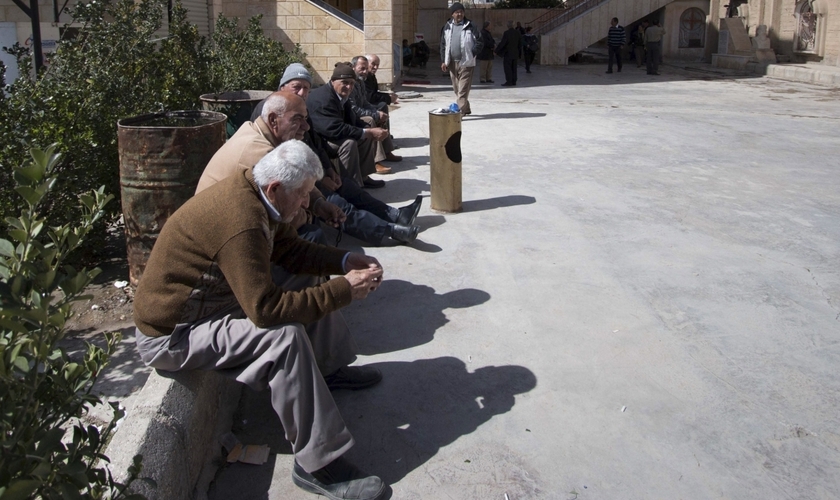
{"left": 364, "top": 54, "right": 398, "bottom": 107}
{"left": 307, "top": 63, "right": 389, "bottom": 189}
{"left": 439, "top": 2, "right": 483, "bottom": 115}
{"left": 349, "top": 55, "right": 400, "bottom": 174}
{"left": 251, "top": 64, "right": 421, "bottom": 244}
{"left": 478, "top": 21, "right": 496, "bottom": 83}
{"left": 496, "top": 20, "right": 522, "bottom": 86}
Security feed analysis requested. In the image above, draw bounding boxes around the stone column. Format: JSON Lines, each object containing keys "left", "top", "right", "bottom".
{"left": 365, "top": 0, "right": 396, "bottom": 88}
{"left": 704, "top": 0, "right": 723, "bottom": 61}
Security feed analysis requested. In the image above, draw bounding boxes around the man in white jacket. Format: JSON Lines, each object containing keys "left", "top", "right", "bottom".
{"left": 439, "top": 2, "right": 483, "bottom": 115}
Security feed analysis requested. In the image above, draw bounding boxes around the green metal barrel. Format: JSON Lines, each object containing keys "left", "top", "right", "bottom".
{"left": 117, "top": 110, "right": 227, "bottom": 286}
{"left": 200, "top": 90, "right": 273, "bottom": 137}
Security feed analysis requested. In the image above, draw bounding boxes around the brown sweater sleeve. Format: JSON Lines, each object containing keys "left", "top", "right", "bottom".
{"left": 217, "top": 227, "right": 352, "bottom": 327}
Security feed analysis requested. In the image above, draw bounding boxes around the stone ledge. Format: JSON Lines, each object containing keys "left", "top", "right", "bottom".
{"left": 106, "top": 369, "right": 242, "bottom": 499}
{"left": 761, "top": 63, "right": 840, "bottom": 86}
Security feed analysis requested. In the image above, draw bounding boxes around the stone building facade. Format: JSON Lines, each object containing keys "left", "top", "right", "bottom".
{"left": 709, "top": 0, "right": 840, "bottom": 66}
{"left": 1, "top": 0, "right": 839, "bottom": 84}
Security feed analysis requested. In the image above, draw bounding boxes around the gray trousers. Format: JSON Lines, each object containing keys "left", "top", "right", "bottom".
{"left": 134, "top": 270, "right": 357, "bottom": 473}
{"left": 327, "top": 137, "right": 377, "bottom": 187}
{"left": 359, "top": 115, "right": 395, "bottom": 163}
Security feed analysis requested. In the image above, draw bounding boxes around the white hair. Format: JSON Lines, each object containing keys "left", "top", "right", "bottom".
{"left": 365, "top": 54, "right": 379, "bottom": 64}
{"left": 253, "top": 140, "right": 323, "bottom": 192}
{"left": 260, "top": 93, "right": 290, "bottom": 123}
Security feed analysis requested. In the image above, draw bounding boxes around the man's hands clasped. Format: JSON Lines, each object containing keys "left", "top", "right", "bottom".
{"left": 344, "top": 253, "right": 384, "bottom": 300}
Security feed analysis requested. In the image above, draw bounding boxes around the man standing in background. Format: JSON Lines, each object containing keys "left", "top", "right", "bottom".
{"left": 644, "top": 19, "right": 666, "bottom": 75}
{"left": 496, "top": 21, "right": 522, "bottom": 87}
{"left": 606, "top": 17, "right": 626, "bottom": 74}
{"left": 478, "top": 21, "right": 496, "bottom": 84}
{"left": 440, "top": 2, "right": 483, "bottom": 115}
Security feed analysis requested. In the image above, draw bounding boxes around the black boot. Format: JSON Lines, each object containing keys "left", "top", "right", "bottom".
{"left": 292, "top": 457, "right": 386, "bottom": 500}
{"left": 396, "top": 195, "right": 423, "bottom": 226}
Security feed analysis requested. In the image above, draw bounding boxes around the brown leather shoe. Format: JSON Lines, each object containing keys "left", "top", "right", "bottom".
{"left": 384, "top": 153, "right": 403, "bottom": 162}
{"left": 375, "top": 163, "right": 392, "bottom": 174}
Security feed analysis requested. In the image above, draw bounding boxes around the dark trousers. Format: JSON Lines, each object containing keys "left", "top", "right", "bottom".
{"left": 524, "top": 51, "right": 536, "bottom": 72}
{"left": 646, "top": 41, "right": 662, "bottom": 74}
{"left": 503, "top": 55, "right": 518, "bottom": 84}
{"left": 608, "top": 45, "right": 622, "bottom": 72}
{"left": 316, "top": 177, "right": 398, "bottom": 245}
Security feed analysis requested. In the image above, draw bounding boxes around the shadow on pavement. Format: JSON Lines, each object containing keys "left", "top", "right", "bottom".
{"left": 462, "top": 195, "right": 536, "bottom": 212}
{"left": 210, "top": 357, "right": 535, "bottom": 496}
{"left": 63, "top": 325, "right": 151, "bottom": 399}
{"left": 334, "top": 357, "right": 538, "bottom": 484}
{"left": 464, "top": 112, "right": 546, "bottom": 120}
{"left": 394, "top": 136, "right": 429, "bottom": 148}
{"left": 345, "top": 279, "right": 490, "bottom": 355}
{"left": 209, "top": 444, "right": 280, "bottom": 500}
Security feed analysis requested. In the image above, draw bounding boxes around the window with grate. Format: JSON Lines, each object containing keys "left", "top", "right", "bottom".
{"left": 679, "top": 8, "right": 706, "bottom": 48}
{"left": 795, "top": 0, "right": 817, "bottom": 52}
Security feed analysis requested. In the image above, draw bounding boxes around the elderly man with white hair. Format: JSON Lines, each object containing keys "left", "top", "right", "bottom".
{"left": 133, "top": 140, "right": 389, "bottom": 500}
{"left": 363, "top": 54, "right": 399, "bottom": 107}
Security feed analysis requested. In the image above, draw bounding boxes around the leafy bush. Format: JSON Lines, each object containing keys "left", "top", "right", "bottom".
{"left": 0, "top": 0, "right": 304, "bottom": 256}
{"left": 0, "top": 145, "right": 144, "bottom": 499}
{"left": 209, "top": 15, "right": 301, "bottom": 92}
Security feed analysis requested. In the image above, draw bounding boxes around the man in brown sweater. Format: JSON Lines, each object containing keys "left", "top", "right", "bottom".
{"left": 134, "top": 140, "right": 388, "bottom": 500}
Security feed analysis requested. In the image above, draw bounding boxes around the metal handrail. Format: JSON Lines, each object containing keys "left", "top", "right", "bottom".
{"left": 305, "top": 0, "right": 363, "bottom": 31}
{"left": 532, "top": 0, "right": 612, "bottom": 35}
{"left": 526, "top": 6, "right": 566, "bottom": 30}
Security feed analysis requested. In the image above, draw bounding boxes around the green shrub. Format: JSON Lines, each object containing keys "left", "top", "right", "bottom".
{"left": 0, "top": 0, "right": 304, "bottom": 256}
{"left": 0, "top": 145, "right": 144, "bottom": 499}
{"left": 209, "top": 15, "right": 302, "bottom": 92}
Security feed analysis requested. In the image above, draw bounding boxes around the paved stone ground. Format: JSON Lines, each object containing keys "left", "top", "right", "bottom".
{"left": 207, "top": 61, "right": 840, "bottom": 499}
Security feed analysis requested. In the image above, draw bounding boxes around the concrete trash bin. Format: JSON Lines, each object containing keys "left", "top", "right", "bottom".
{"left": 117, "top": 110, "right": 227, "bottom": 286}
{"left": 428, "top": 110, "right": 462, "bottom": 213}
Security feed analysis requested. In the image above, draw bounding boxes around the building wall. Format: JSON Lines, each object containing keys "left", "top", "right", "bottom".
{"left": 221, "top": 0, "right": 366, "bottom": 84}
{"left": 542, "top": 0, "right": 676, "bottom": 64}
{"left": 719, "top": 0, "right": 839, "bottom": 66}
{"left": 365, "top": 0, "right": 396, "bottom": 85}
{"left": 663, "top": 0, "right": 709, "bottom": 60}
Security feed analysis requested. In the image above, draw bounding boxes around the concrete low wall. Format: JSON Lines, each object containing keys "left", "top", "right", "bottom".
{"left": 106, "top": 370, "right": 242, "bottom": 499}
{"left": 760, "top": 62, "right": 840, "bottom": 86}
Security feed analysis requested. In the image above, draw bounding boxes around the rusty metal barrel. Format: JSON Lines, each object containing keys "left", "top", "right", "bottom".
{"left": 428, "top": 110, "right": 462, "bottom": 213}
{"left": 117, "top": 110, "right": 227, "bottom": 286}
{"left": 200, "top": 90, "right": 273, "bottom": 137}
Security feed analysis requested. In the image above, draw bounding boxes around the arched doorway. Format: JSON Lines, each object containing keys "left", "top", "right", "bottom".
{"left": 679, "top": 8, "right": 706, "bottom": 48}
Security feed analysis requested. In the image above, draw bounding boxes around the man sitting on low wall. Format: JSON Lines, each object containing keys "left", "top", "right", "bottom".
{"left": 133, "top": 141, "right": 389, "bottom": 500}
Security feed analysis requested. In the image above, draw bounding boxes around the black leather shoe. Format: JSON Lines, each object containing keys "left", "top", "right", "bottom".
{"left": 324, "top": 366, "right": 382, "bottom": 390}
{"left": 293, "top": 458, "right": 386, "bottom": 500}
{"left": 396, "top": 195, "right": 423, "bottom": 226}
{"left": 362, "top": 177, "right": 385, "bottom": 189}
{"left": 390, "top": 224, "right": 419, "bottom": 244}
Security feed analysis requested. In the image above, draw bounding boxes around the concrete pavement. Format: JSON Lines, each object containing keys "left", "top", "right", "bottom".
{"left": 207, "top": 61, "right": 840, "bottom": 499}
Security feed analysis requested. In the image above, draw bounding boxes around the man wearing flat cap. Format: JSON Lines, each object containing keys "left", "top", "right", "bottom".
{"left": 439, "top": 2, "right": 483, "bottom": 115}
{"left": 307, "top": 62, "right": 389, "bottom": 189}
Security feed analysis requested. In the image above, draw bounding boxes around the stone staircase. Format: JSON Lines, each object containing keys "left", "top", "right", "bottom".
{"left": 537, "top": 0, "right": 675, "bottom": 65}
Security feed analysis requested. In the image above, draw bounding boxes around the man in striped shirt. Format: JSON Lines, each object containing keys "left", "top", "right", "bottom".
{"left": 606, "top": 17, "right": 626, "bottom": 74}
